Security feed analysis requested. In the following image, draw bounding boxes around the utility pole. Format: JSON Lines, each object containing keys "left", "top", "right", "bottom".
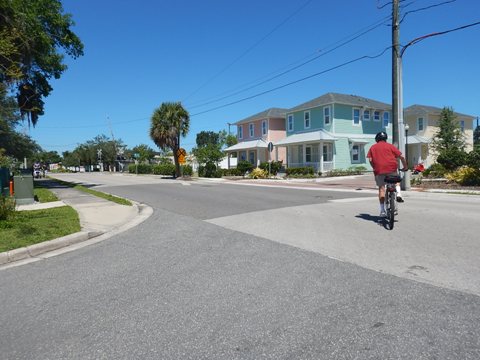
{"left": 392, "top": 0, "right": 409, "bottom": 189}
{"left": 392, "top": 0, "right": 400, "bottom": 148}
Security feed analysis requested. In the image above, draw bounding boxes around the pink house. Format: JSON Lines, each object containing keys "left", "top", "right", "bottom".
{"left": 224, "top": 108, "right": 287, "bottom": 168}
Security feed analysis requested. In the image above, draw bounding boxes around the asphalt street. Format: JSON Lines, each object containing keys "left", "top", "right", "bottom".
{"left": 1, "top": 173, "right": 479, "bottom": 359}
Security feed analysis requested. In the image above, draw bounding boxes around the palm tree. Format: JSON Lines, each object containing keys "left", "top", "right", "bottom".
{"left": 149, "top": 102, "right": 190, "bottom": 178}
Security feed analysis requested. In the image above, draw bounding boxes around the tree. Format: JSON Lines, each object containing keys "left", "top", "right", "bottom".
{"left": 431, "top": 107, "right": 467, "bottom": 170}
{"left": 131, "top": 144, "right": 155, "bottom": 163}
{"left": 474, "top": 124, "right": 480, "bottom": 149}
{"left": 432, "top": 107, "right": 465, "bottom": 153}
{"left": 196, "top": 131, "right": 219, "bottom": 148}
{"left": 149, "top": 102, "right": 190, "bottom": 178}
{"left": 0, "top": 0, "right": 84, "bottom": 126}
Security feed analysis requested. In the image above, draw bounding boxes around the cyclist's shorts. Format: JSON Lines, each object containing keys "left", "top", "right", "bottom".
{"left": 375, "top": 172, "right": 398, "bottom": 187}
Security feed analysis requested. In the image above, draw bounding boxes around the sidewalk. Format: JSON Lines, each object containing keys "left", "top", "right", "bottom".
{"left": 0, "top": 179, "right": 152, "bottom": 267}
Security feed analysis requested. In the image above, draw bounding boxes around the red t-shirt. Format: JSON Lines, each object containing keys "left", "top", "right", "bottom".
{"left": 367, "top": 141, "right": 402, "bottom": 175}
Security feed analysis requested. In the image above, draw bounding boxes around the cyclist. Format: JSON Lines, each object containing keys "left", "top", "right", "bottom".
{"left": 367, "top": 131, "right": 408, "bottom": 217}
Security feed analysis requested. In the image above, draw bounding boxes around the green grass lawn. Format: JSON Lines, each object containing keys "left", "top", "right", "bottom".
{"left": 49, "top": 178, "right": 132, "bottom": 206}
{"left": 34, "top": 187, "right": 59, "bottom": 203}
{"left": 0, "top": 206, "right": 80, "bottom": 252}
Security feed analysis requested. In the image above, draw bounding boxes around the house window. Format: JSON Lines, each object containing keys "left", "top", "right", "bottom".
{"left": 323, "top": 143, "right": 333, "bottom": 162}
{"left": 374, "top": 111, "right": 380, "bottom": 121}
{"left": 240, "top": 151, "right": 246, "bottom": 161}
{"left": 287, "top": 114, "right": 294, "bottom": 131}
{"left": 324, "top": 106, "right": 331, "bottom": 125}
{"left": 249, "top": 123, "right": 254, "bottom": 137}
{"left": 383, "top": 112, "right": 390, "bottom": 128}
{"left": 353, "top": 108, "right": 361, "bottom": 126}
{"left": 238, "top": 126, "right": 243, "bottom": 139}
{"left": 459, "top": 120, "right": 465, "bottom": 132}
{"left": 304, "top": 111, "right": 311, "bottom": 129}
{"left": 417, "top": 117, "right": 424, "bottom": 131}
{"left": 306, "top": 146, "right": 312, "bottom": 163}
{"left": 262, "top": 120, "right": 267, "bottom": 135}
{"left": 363, "top": 109, "right": 370, "bottom": 121}
{"left": 351, "top": 144, "right": 360, "bottom": 163}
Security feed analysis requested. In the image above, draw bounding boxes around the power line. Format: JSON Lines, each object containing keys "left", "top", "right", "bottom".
{"left": 191, "top": 46, "right": 393, "bottom": 117}
{"left": 400, "top": 20, "right": 480, "bottom": 57}
{"left": 400, "top": 0, "right": 457, "bottom": 23}
{"left": 186, "top": 15, "right": 391, "bottom": 111}
{"left": 181, "top": 0, "right": 314, "bottom": 103}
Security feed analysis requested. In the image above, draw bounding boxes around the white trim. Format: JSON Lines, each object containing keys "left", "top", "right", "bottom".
{"left": 304, "top": 110, "right": 311, "bottom": 129}
{"left": 238, "top": 125, "right": 243, "bottom": 140}
{"left": 249, "top": 123, "right": 254, "bottom": 138}
{"left": 353, "top": 108, "right": 361, "bottom": 126}
{"left": 373, "top": 110, "right": 381, "bottom": 122}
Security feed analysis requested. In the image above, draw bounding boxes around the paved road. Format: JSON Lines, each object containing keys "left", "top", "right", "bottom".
{"left": 1, "top": 173, "right": 479, "bottom": 359}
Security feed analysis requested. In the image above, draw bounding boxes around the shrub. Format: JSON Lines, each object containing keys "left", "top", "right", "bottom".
{"left": 445, "top": 166, "right": 480, "bottom": 186}
{"left": 198, "top": 162, "right": 218, "bottom": 178}
{"left": 0, "top": 195, "right": 15, "bottom": 221}
{"left": 466, "top": 148, "right": 480, "bottom": 169}
{"left": 423, "top": 163, "right": 447, "bottom": 178}
{"left": 152, "top": 163, "right": 176, "bottom": 176}
{"left": 436, "top": 148, "right": 467, "bottom": 170}
{"left": 248, "top": 168, "right": 268, "bottom": 179}
{"left": 181, "top": 164, "right": 193, "bottom": 176}
{"left": 286, "top": 166, "right": 314, "bottom": 177}
{"left": 259, "top": 161, "right": 283, "bottom": 175}
{"left": 222, "top": 168, "right": 244, "bottom": 176}
{"left": 128, "top": 163, "right": 153, "bottom": 174}
{"left": 237, "top": 160, "right": 254, "bottom": 175}
{"left": 325, "top": 166, "right": 367, "bottom": 177}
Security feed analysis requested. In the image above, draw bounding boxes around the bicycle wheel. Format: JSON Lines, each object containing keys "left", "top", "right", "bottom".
{"left": 388, "top": 191, "right": 396, "bottom": 229}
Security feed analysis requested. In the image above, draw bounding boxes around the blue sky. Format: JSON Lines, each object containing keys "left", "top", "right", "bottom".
{"left": 28, "top": 0, "right": 480, "bottom": 154}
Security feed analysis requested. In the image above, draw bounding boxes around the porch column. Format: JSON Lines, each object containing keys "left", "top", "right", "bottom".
{"left": 319, "top": 142, "right": 324, "bottom": 173}
{"left": 256, "top": 149, "right": 260, "bottom": 167}
{"left": 303, "top": 145, "right": 307, "bottom": 167}
{"left": 275, "top": 147, "right": 279, "bottom": 162}
{"left": 417, "top": 144, "right": 422, "bottom": 164}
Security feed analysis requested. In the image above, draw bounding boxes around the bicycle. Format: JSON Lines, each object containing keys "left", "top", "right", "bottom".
{"left": 383, "top": 173, "right": 403, "bottom": 230}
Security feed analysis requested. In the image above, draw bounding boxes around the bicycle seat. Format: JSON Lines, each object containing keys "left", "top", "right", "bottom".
{"left": 384, "top": 175, "right": 401, "bottom": 183}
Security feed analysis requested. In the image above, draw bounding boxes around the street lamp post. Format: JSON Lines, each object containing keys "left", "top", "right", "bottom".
{"left": 404, "top": 123, "right": 409, "bottom": 163}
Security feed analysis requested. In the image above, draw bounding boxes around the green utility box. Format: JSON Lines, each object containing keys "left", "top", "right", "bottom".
{"left": 13, "top": 171, "right": 34, "bottom": 205}
{"left": 0, "top": 167, "right": 10, "bottom": 196}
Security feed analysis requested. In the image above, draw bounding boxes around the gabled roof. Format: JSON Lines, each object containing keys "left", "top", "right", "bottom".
{"left": 288, "top": 92, "right": 391, "bottom": 113}
{"left": 404, "top": 105, "right": 474, "bottom": 119}
{"left": 224, "top": 139, "right": 268, "bottom": 151}
{"left": 235, "top": 108, "right": 288, "bottom": 125}
{"left": 275, "top": 129, "right": 337, "bottom": 146}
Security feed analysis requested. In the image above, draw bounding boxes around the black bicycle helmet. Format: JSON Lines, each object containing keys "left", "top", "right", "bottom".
{"left": 375, "top": 131, "right": 388, "bottom": 142}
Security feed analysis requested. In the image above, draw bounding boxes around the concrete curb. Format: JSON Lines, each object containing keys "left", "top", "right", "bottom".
{"left": 0, "top": 202, "right": 153, "bottom": 267}
{"left": 0, "top": 231, "right": 96, "bottom": 265}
